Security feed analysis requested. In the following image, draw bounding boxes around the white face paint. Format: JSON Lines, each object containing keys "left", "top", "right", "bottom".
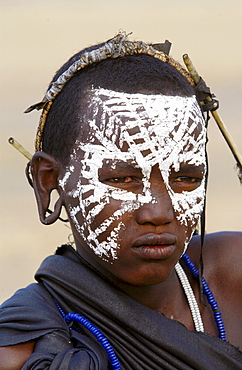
{"left": 60, "top": 88, "right": 207, "bottom": 261}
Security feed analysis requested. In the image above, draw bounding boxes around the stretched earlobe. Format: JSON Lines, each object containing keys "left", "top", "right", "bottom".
{"left": 31, "top": 152, "right": 64, "bottom": 225}
{"left": 42, "top": 196, "right": 64, "bottom": 225}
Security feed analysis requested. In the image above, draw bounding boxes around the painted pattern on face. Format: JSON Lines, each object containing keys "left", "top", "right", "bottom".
{"left": 59, "top": 88, "right": 207, "bottom": 261}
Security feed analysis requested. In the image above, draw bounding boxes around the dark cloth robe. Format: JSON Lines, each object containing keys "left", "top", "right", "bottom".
{"left": 0, "top": 245, "right": 241, "bottom": 369}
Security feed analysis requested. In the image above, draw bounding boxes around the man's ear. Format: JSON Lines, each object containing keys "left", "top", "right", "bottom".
{"left": 30, "top": 151, "right": 64, "bottom": 225}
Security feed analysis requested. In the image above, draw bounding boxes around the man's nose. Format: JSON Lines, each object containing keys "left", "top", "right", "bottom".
{"left": 135, "top": 182, "right": 175, "bottom": 226}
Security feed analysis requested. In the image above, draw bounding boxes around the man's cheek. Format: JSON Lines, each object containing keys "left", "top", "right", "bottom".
{"left": 169, "top": 186, "right": 205, "bottom": 229}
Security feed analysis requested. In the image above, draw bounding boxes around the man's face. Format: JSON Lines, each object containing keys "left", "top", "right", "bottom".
{"left": 59, "top": 88, "right": 206, "bottom": 285}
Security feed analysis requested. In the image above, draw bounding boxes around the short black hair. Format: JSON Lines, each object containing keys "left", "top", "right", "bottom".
{"left": 42, "top": 45, "right": 196, "bottom": 166}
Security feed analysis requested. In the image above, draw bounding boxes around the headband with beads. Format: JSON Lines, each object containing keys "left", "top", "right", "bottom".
{"left": 24, "top": 32, "right": 194, "bottom": 152}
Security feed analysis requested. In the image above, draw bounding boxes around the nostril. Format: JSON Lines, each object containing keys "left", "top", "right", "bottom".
{"left": 135, "top": 193, "right": 175, "bottom": 226}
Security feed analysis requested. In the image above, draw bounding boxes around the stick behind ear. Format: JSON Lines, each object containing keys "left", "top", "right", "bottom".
{"left": 31, "top": 152, "right": 63, "bottom": 225}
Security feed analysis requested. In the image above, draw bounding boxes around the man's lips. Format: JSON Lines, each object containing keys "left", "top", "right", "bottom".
{"left": 132, "top": 233, "right": 177, "bottom": 259}
{"left": 133, "top": 233, "right": 177, "bottom": 248}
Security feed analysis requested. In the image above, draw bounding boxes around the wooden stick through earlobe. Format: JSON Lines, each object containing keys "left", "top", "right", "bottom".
{"left": 8, "top": 137, "right": 32, "bottom": 161}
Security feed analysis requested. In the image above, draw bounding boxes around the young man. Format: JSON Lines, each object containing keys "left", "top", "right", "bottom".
{"left": 0, "top": 33, "right": 241, "bottom": 369}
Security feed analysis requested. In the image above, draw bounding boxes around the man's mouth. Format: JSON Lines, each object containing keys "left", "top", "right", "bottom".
{"left": 132, "top": 233, "right": 177, "bottom": 259}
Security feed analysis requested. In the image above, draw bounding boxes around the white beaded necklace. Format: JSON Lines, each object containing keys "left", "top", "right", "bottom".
{"left": 175, "top": 262, "right": 204, "bottom": 332}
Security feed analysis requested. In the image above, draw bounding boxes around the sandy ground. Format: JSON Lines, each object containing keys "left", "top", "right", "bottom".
{"left": 0, "top": 0, "right": 241, "bottom": 303}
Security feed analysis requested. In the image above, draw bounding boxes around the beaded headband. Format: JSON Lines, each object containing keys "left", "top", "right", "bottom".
{"left": 25, "top": 32, "right": 194, "bottom": 152}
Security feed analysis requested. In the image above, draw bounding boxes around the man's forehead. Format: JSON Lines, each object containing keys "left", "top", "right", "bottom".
{"left": 83, "top": 88, "right": 204, "bottom": 134}
{"left": 78, "top": 88, "right": 206, "bottom": 157}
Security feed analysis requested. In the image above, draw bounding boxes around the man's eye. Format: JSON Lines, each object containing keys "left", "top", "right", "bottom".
{"left": 108, "top": 176, "right": 135, "bottom": 184}
{"left": 171, "top": 176, "right": 202, "bottom": 192}
{"left": 174, "top": 176, "right": 201, "bottom": 183}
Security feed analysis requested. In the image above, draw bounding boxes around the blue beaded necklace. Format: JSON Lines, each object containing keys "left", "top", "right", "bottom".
{"left": 181, "top": 252, "right": 226, "bottom": 341}
{"left": 54, "top": 253, "right": 226, "bottom": 369}
{"left": 54, "top": 299, "right": 121, "bottom": 370}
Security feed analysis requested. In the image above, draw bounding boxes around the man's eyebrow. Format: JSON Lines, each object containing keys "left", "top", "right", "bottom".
{"left": 175, "top": 164, "right": 205, "bottom": 173}
{"left": 101, "top": 160, "right": 140, "bottom": 171}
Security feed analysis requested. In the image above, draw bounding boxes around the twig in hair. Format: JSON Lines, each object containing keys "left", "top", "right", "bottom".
{"left": 183, "top": 54, "right": 242, "bottom": 184}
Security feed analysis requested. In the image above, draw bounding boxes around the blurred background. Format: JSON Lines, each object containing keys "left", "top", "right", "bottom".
{"left": 0, "top": 0, "right": 241, "bottom": 303}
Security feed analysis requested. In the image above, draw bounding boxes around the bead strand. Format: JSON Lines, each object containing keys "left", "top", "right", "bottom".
{"left": 54, "top": 300, "right": 121, "bottom": 370}
{"left": 175, "top": 262, "right": 204, "bottom": 332}
{"left": 181, "top": 253, "right": 226, "bottom": 341}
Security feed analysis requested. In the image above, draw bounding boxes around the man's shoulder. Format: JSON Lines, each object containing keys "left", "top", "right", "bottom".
{"left": 1, "top": 282, "right": 52, "bottom": 310}
{"left": 188, "top": 231, "right": 242, "bottom": 288}
{"left": 188, "top": 231, "right": 242, "bottom": 260}
{"left": 0, "top": 282, "right": 68, "bottom": 347}
{"left": 188, "top": 232, "right": 242, "bottom": 348}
